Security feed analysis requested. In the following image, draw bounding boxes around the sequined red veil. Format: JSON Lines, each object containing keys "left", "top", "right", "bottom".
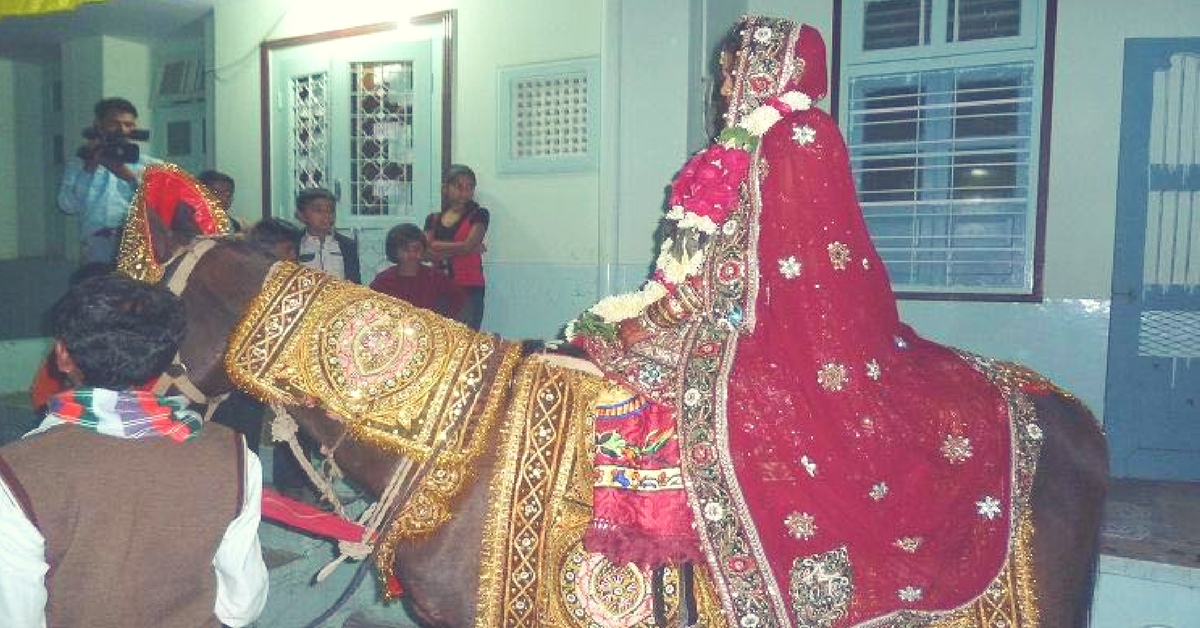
{"left": 571, "top": 17, "right": 1019, "bottom": 628}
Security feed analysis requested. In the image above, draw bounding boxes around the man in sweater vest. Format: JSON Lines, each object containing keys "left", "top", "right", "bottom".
{"left": 0, "top": 274, "right": 268, "bottom": 628}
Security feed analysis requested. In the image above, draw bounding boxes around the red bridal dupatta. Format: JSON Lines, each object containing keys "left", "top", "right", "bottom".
{"left": 571, "top": 18, "right": 1030, "bottom": 628}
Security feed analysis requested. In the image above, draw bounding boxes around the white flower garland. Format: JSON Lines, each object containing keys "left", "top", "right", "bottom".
{"left": 655, "top": 237, "right": 706, "bottom": 285}
{"left": 586, "top": 280, "right": 668, "bottom": 324}
{"left": 665, "top": 206, "right": 719, "bottom": 234}
{"left": 777, "top": 91, "right": 813, "bottom": 112}
{"left": 571, "top": 91, "right": 814, "bottom": 332}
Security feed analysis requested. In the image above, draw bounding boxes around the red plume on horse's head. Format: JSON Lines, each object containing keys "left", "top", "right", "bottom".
{"left": 116, "top": 163, "right": 233, "bottom": 283}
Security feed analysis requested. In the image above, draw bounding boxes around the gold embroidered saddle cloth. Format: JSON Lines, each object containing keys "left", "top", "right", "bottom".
{"left": 225, "top": 262, "right": 522, "bottom": 544}
{"left": 477, "top": 360, "right": 1049, "bottom": 628}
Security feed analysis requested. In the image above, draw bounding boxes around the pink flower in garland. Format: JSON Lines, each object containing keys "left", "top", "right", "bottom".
{"left": 668, "top": 144, "right": 752, "bottom": 224}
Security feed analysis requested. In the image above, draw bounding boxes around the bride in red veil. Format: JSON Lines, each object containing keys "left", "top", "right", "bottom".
{"left": 571, "top": 16, "right": 1048, "bottom": 628}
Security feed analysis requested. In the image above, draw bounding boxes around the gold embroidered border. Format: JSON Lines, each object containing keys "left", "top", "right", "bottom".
{"left": 476, "top": 358, "right": 726, "bottom": 628}
{"left": 116, "top": 162, "right": 232, "bottom": 283}
{"left": 225, "top": 263, "right": 517, "bottom": 459}
{"left": 475, "top": 358, "right": 603, "bottom": 628}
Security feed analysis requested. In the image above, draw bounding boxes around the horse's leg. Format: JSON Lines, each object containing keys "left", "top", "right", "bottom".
{"left": 1027, "top": 392, "right": 1108, "bottom": 627}
{"left": 286, "top": 405, "right": 489, "bottom": 627}
{"left": 389, "top": 453, "right": 493, "bottom": 628}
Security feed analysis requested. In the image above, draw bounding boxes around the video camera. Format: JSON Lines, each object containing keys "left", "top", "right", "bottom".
{"left": 76, "top": 127, "right": 150, "bottom": 164}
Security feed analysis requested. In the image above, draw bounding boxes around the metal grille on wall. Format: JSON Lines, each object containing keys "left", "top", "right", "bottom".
{"left": 497, "top": 58, "right": 600, "bottom": 174}
{"left": 1139, "top": 52, "right": 1200, "bottom": 359}
{"left": 291, "top": 72, "right": 329, "bottom": 190}
{"left": 349, "top": 61, "right": 415, "bottom": 216}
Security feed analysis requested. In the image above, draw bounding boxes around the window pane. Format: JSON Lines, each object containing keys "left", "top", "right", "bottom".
{"left": 291, "top": 72, "right": 329, "bottom": 191}
{"left": 948, "top": 0, "right": 1021, "bottom": 42}
{"left": 861, "top": 85, "right": 921, "bottom": 142}
{"left": 349, "top": 61, "right": 415, "bottom": 217}
{"left": 861, "top": 157, "right": 920, "bottom": 202}
{"left": 952, "top": 152, "right": 1020, "bottom": 199}
{"left": 166, "top": 120, "right": 191, "bottom": 157}
{"left": 863, "top": 0, "right": 929, "bottom": 50}
{"left": 954, "top": 75, "right": 1024, "bottom": 137}
{"left": 847, "top": 62, "right": 1035, "bottom": 291}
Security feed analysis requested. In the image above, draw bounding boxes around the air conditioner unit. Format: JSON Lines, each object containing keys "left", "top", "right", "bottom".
{"left": 155, "top": 55, "right": 205, "bottom": 105}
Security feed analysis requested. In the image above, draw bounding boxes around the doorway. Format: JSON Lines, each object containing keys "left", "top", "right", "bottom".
{"left": 263, "top": 23, "right": 445, "bottom": 281}
{"left": 1105, "top": 38, "right": 1200, "bottom": 481}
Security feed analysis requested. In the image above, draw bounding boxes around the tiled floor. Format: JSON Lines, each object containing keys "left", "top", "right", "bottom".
{"left": 1100, "top": 477, "right": 1200, "bottom": 569}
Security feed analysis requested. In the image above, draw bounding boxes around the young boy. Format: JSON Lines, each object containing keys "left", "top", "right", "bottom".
{"left": 293, "top": 188, "right": 361, "bottom": 283}
{"left": 370, "top": 223, "right": 466, "bottom": 319}
{"left": 0, "top": 274, "right": 268, "bottom": 627}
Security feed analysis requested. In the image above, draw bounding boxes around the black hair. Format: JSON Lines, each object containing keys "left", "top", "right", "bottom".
{"left": 69, "top": 262, "right": 115, "bottom": 287}
{"left": 443, "top": 164, "right": 476, "bottom": 188}
{"left": 296, "top": 187, "right": 337, "bottom": 211}
{"left": 48, "top": 274, "right": 186, "bottom": 389}
{"left": 384, "top": 223, "right": 426, "bottom": 263}
{"left": 197, "top": 170, "right": 235, "bottom": 192}
{"left": 247, "top": 217, "right": 301, "bottom": 256}
{"left": 94, "top": 97, "right": 138, "bottom": 120}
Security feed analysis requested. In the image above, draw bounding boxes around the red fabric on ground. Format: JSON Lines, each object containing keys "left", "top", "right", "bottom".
{"left": 261, "top": 487, "right": 367, "bottom": 543}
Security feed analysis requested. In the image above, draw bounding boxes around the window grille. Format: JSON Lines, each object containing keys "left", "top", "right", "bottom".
{"left": 840, "top": 0, "right": 1048, "bottom": 296}
{"left": 348, "top": 61, "right": 415, "bottom": 216}
{"left": 497, "top": 58, "right": 600, "bottom": 174}
{"left": 291, "top": 72, "right": 330, "bottom": 192}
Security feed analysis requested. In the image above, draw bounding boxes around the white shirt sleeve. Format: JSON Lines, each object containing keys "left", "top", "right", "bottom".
{"left": 212, "top": 447, "right": 269, "bottom": 627}
{"left": 0, "top": 474, "right": 49, "bottom": 628}
{"left": 56, "top": 159, "right": 92, "bottom": 216}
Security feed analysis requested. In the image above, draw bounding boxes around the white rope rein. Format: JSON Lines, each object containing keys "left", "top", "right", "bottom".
{"left": 268, "top": 403, "right": 467, "bottom": 583}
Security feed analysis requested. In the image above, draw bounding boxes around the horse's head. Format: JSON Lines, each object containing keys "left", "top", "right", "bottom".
{"left": 116, "top": 163, "right": 234, "bottom": 284}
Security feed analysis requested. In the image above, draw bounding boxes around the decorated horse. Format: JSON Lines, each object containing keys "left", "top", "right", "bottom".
{"left": 119, "top": 16, "right": 1106, "bottom": 628}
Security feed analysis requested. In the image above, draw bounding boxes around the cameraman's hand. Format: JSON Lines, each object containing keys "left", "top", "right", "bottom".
{"left": 98, "top": 157, "right": 138, "bottom": 184}
{"left": 78, "top": 137, "right": 103, "bottom": 172}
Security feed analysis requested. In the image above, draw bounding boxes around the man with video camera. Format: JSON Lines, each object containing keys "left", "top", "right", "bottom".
{"left": 58, "top": 97, "right": 159, "bottom": 264}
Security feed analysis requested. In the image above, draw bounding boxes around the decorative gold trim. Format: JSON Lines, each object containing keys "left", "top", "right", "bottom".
{"left": 116, "top": 162, "right": 232, "bottom": 283}
{"left": 476, "top": 358, "right": 726, "bottom": 627}
{"left": 476, "top": 358, "right": 602, "bottom": 627}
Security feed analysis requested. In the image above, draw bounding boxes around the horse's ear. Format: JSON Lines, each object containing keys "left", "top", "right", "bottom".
{"left": 116, "top": 164, "right": 234, "bottom": 283}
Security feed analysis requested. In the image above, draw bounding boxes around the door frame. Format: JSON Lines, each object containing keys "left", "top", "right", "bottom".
{"left": 258, "top": 11, "right": 456, "bottom": 219}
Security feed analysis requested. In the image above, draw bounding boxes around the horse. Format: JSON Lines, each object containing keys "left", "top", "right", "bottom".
{"left": 153, "top": 234, "right": 1108, "bottom": 628}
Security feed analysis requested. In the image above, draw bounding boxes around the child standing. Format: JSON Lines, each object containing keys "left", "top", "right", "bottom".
{"left": 293, "top": 188, "right": 361, "bottom": 283}
{"left": 371, "top": 223, "right": 466, "bottom": 319}
{"left": 425, "top": 165, "right": 489, "bottom": 329}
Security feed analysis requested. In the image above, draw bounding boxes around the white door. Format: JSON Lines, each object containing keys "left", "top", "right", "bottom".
{"left": 269, "top": 32, "right": 436, "bottom": 282}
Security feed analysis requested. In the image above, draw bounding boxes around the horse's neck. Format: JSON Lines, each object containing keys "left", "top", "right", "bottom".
{"left": 176, "top": 242, "right": 277, "bottom": 396}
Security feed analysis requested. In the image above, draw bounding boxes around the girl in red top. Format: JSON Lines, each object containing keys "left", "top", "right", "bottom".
{"left": 424, "top": 164, "right": 489, "bottom": 330}
{"left": 371, "top": 223, "right": 466, "bottom": 319}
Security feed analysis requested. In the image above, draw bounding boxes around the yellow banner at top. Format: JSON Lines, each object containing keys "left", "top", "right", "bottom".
{"left": 0, "top": 0, "right": 107, "bottom": 21}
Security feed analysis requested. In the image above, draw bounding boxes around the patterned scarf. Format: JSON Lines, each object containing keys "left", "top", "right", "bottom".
{"left": 42, "top": 387, "right": 202, "bottom": 443}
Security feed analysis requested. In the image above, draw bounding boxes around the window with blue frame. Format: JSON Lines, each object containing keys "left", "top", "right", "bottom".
{"left": 837, "top": 0, "right": 1052, "bottom": 298}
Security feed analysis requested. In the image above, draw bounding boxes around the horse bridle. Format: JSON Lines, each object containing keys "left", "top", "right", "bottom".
{"left": 151, "top": 238, "right": 226, "bottom": 411}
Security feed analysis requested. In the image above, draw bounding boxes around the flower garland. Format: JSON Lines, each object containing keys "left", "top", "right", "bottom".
{"left": 566, "top": 91, "right": 813, "bottom": 342}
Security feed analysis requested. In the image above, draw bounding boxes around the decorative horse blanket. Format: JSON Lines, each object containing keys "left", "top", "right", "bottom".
{"left": 224, "top": 262, "right": 522, "bottom": 586}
